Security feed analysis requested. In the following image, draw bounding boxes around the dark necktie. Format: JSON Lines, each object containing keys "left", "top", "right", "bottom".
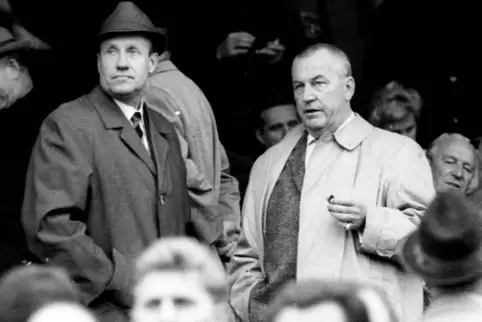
{"left": 131, "top": 112, "right": 143, "bottom": 139}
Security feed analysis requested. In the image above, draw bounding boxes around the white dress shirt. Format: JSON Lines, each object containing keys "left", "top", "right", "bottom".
{"left": 305, "top": 112, "right": 355, "bottom": 166}
{"left": 114, "top": 98, "right": 150, "bottom": 153}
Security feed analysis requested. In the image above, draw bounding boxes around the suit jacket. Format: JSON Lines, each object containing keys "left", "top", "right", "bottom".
{"left": 21, "top": 86, "right": 191, "bottom": 322}
{"left": 144, "top": 60, "right": 241, "bottom": 244}
{"left": 228, "top": 114, "right": 435, "bottom": 322}
{"left": 423, "top": 292, "right": 482, "bottom": 322}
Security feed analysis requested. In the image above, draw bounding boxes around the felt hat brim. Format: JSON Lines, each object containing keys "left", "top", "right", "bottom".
{"left": 400, "top": 230, "right": 482, "bottom": 286}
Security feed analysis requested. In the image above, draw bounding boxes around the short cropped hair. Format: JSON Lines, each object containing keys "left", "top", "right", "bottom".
{"left": 426, "top": 133, "right": 475, "bottom": 162}
{"left": 135, "top": 237, "right": 228, "bottom": 303}
{"left": 266, "top": 280, "right": 397, "bottom": 322}
{"left": 369, "top": 81, "right": 422, "bottom": 128}
{"left": 295, "top": 43, "right": 352, "bottom": 77}
{"left": 0, "top": 265, "right": 79, "bottom": 322}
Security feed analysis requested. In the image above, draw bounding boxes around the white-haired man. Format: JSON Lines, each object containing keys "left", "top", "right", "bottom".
{"left": 426, "top": 133, "right": 478, "bottom": 195}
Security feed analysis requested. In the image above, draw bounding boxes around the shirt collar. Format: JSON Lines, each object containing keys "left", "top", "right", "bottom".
{"left": 114, "top": 98, "right": 144, "bottom": 123}
{"left": 307, "top": 112, "right": 355, "bottom": 145}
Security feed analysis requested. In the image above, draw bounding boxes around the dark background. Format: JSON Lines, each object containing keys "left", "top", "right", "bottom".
{"left": 6, "top": 0, "right": 480, "bottom": 148}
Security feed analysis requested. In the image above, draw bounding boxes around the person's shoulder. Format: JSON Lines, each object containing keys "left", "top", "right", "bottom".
{"left": 370, "top": 127, "right": 423, "bottom": 151}
{"left": 146, "top": 106, "right": 176, "bottom": 133}
{"left": 44, "top": 93, "right": 96, "bottom": 129}
{"left": 255, "top": 126, "right": 304, "bottom": 167}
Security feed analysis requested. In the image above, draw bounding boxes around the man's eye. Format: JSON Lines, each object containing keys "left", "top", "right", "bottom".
{"left": 173, "top": 297, "right": 194, "bottom": 308}
{"left": 145, "top": 298, "right": 161, "bottom": 309}
{"left": 313, "top": 81, "right": 326, "bottom": 88}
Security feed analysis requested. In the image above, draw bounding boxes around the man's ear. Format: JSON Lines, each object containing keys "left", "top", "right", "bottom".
{"left": 6, "top": 57, "right": 21, "bottom": 80}
{"left": 96, "top": 54, "right": 102, "bottom": 75}
{"left": 148, "top": 52, "right": 158, "bottom": 73}
{"left": 344, "top": 76, "right": 355, "bottom": 101}
{"left": 255, "top": 129, "right": 266, "bottom": 146}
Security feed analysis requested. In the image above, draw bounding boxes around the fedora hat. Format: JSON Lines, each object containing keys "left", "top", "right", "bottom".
{"left": 1, "top": 8, "right": 50, "bottom": 57}
{"left": 98, "top": 1, "right": 167, "bottom": 52}
{"left": 0, "top": 25, "right": 31, "bottom": 56}
{"left": 400, "top": 190, "right": 482, "bottom": 286}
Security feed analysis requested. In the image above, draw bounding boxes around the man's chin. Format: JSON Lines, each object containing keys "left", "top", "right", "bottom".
{"left": 438, "top": 183, "right": 464, "bottom": 194}
{"left": 110, "top": 87, "right": 135, "bottom": 96}
{"left": 303, "top": 120, "right": 328, "bottom": 135}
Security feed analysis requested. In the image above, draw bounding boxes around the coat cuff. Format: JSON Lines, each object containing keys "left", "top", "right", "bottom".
{"left": 105, "top": 249, "right": 134, "bottom": 308}
{"left": 357, "top": 205, "right": 403, "bottom": 258}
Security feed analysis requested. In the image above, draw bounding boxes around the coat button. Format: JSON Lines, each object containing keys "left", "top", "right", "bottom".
{"left": 160, "top": 194, "right": 166, "bottom": 204}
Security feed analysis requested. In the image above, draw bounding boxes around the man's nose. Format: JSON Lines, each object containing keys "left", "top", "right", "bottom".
{"left": 116, "top": 52, "right": 129, "bottom": 70}
{"left": 158, "top": 301, "right": 176, "bottom": 321}
{"left": 451, "top": 165, "right": 463, "bottom": 179}
{"left": 302, "top": 85, "right": 316, "bottom": 103}
{"left": 281, "top": 125, "right": 290, "bottom": 137}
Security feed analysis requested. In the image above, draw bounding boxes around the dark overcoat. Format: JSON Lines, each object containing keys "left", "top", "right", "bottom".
{"left": 22, "top": 86, "right": 191, "bottom": 321}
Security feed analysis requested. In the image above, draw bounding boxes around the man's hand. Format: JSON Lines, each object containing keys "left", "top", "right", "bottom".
{"left": 223, "top": 220, "right": 241, "bottom": 244}
{"left": 327, "top": 198, "right": 367, "bottom": 231}
{"left": 216, "top": 32, "right": 256, "bottom": 59}
{"left": 255, "top": 38, "right": 285, "bottom": 64}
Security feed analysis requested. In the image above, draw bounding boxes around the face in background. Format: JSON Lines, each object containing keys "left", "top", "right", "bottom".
{"left": 275, "top": 302, "right": 347, "bottom": 322}
{"left": 0, "top": 56, "right": 21, "bottom": 111}
{"left": 381, "top": 104, "right": 417, "bottom": 141}
{"left": 431, "top": 139, "right": 475, "bottom": 194}
{"left": 292, "top": 49, "right": 354, "bottom": 138}
{"left": 132, "top": 271, "right": 215, "bottom": 322}
{"left": 256, "top": 104, "right": 300, "bottom": 148}
{"left": 98, "top": 35, "right": 157, "bottom": 105}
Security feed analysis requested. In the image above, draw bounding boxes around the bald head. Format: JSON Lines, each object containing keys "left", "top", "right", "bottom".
{"left": 28, "top": 302, "right": 97, "bottom": 322}
{"left": 427, "top": 133, "right": 477, "bottom": 194}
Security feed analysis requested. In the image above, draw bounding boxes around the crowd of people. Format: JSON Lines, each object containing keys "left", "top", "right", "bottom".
{"left": 1, "top": 0, "right": 482, "bottom": 321}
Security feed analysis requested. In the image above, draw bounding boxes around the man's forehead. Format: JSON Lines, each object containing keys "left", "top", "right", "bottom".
{"left": 101, "top": 35, "right": 151, "bottom": 47}
{"left": 135, "top": 271, "right": 207, "bottom": 297}
{"left": 439, "top": 139, "right": 475, "bottom": 161}
{"left": 292, "top": 50, "right": 345, "bottom": 78}
{"left": 263, "top": 104, "right": 297, "bottom": 119}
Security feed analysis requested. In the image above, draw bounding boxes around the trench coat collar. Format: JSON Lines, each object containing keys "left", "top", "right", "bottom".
{"left": 332, "top": 113, "right": 373, "bottom": 151}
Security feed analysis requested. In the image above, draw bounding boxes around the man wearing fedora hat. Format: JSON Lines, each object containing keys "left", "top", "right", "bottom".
{"left": 0, "top": 8, "right": 53, "bottom": 276}
{"left": 400, "top": 190, "right": 482, "bottom": 321}
{"left": 21, "top": 2, "right": 191, "bottom": 321}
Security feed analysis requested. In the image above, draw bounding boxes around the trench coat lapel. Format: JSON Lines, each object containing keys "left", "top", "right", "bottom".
{"left": 90, "top": 86, "right": 156, "bottom": 175}
{"left": 145, "top": 106, "right": 171, "bottom": 187}
{"left": 260, "top": 127, "right": 304, "bottom": 232}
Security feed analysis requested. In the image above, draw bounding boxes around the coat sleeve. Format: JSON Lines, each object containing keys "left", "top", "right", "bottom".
{"left": 21, "top": 108, "right": 129, "bottom": 307}
{"left": 227, "top": 156, "right": 266, "bottom": 321}
{"left": 145, "top": 86, "right": 238, "bottom": 243}
{"left": 217, "top": 144, "right": 241, "bottom": 224}
{"left": 357, "top": 139, "right": 435, "bottom": 263}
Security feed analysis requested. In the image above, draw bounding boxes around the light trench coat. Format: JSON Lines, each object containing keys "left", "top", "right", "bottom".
{"left": 228, "top": 114, "right": 435, "bottom": 322}
{"left": 423, "top": 292, "right": 482, "bottom": 322}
